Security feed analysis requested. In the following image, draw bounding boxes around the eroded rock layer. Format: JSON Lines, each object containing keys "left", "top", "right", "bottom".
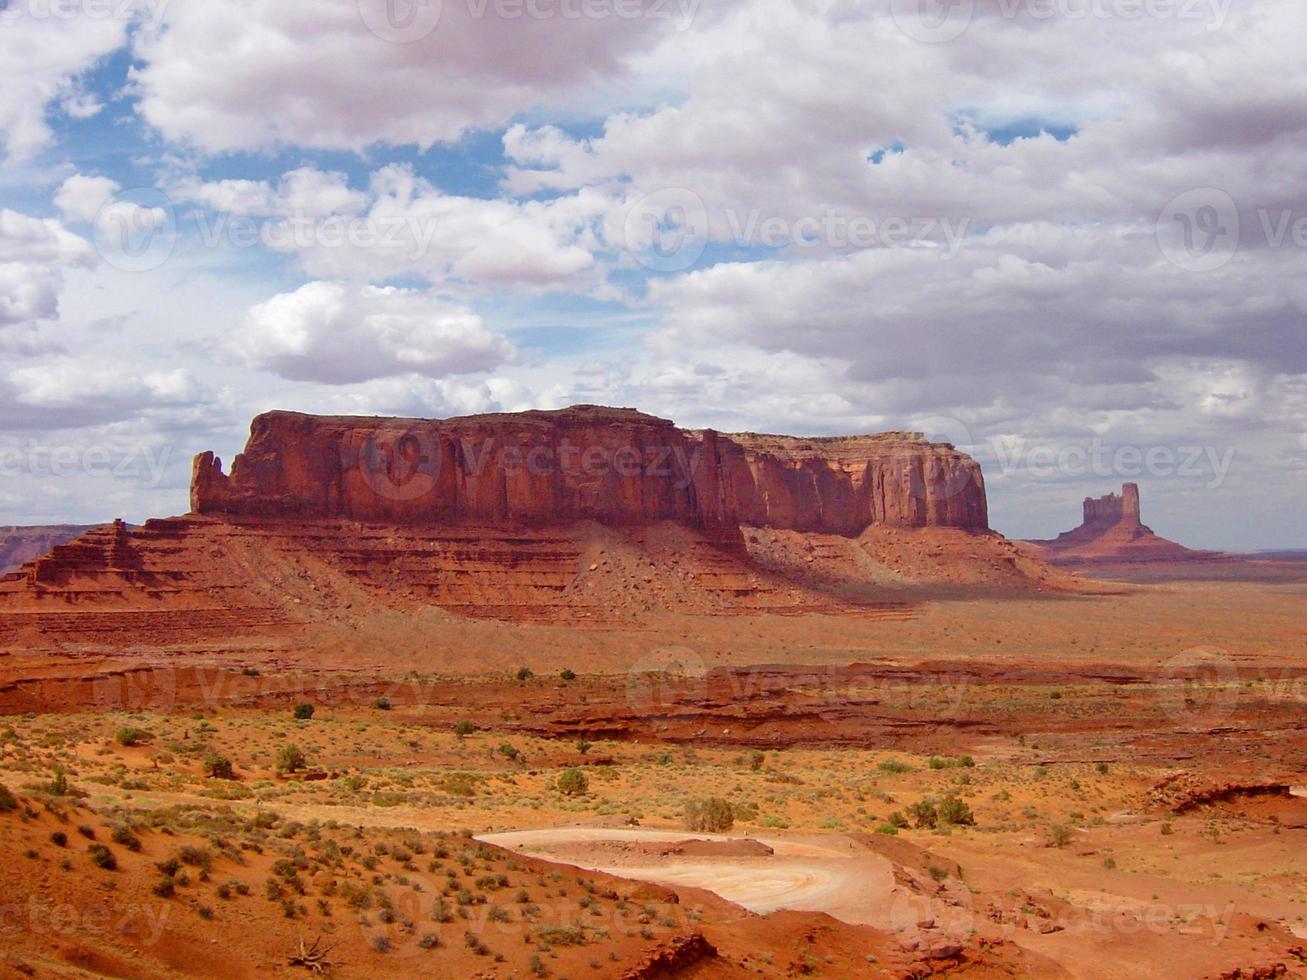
{"left": 191, "top": 406, "right": 989, "bottom": 534}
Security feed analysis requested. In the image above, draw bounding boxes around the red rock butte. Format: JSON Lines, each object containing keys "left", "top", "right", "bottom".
{"left": 1025, "top": 482, "right": 1222, "bottom": 564}
{"left": 1, "top": 406, "right": 1067, "bottom": 652}
{"left": 191, "top": 406, "right": 990, "bottom": 534}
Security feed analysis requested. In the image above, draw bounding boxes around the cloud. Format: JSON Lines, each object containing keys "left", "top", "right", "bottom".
{"left": 169, "top": 167, "right": 367, "bottom": 218}
{"left": 0, "top": 209, "right": 95, "bottom": 333}
{"left": 131, "top": 0, "right": 686, "bottom": 154}
{"left": 0, "top": 359, "right": 207, "bottom": 430}
{"left": 231, "top": 281, "right": 517, "bottom": 384}
{"left": 54, "top": 174, "right": 121, "bottom": 223}
{"left": 0, "top": 3, "right": 132, "bottom": 160}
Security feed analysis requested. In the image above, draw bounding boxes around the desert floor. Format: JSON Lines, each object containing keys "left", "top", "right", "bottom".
{"left": 0, "top": 563, "right": 1304, "bottom": 977}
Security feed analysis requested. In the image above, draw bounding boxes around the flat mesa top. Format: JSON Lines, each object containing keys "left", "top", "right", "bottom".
{"left": 249, "top": 407, "right": 938, "bottom": 446}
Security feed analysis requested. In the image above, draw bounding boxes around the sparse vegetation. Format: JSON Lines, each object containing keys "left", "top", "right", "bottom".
{"left": 276, "top": 744, "right": 308, "bottom": 773}
{"left": 557, "top": 768, "right": 589, "bottom": 796}
{"left": 684, "top": 797, "right": 735, "bottom": 833}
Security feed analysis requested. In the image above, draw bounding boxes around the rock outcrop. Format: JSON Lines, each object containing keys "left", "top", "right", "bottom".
{"left": 0, "top": 407, "right": 1043, "bottom": 650}
{"left": 1025, "top": 483, "right": 1220, "bottom": 564}
{"left": 191, "top": 406, "right": 989, "bottom": 535}
{"left": 0, "top": 524, "right": 99, "bottom": 574}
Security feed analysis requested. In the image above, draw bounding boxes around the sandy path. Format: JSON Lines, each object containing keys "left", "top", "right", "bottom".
{"left": 477, "top": 827, "right": 896, "bottom": 924}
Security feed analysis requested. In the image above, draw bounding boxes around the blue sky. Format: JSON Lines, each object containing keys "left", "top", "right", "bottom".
{"left": 0, "top": 0, "right": 1304, "bottom": 550}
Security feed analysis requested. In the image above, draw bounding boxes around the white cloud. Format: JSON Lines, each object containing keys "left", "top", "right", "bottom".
{"left": 54, "top": 174, "right": 121, "bottom": 223}
{"left": 0, "top": 209, "right": 95, "bottom": 332}
{"left": 0, "top": 4, "right": 132, "bottom": 160}
{"left": 132, "top": 0, "right": 684, "bottom": 154}
{"left": 231, "top": 281, "right": 517, "bottom": 384}
{"left": 169, "top": 167, "right": 367, "bottom": 218}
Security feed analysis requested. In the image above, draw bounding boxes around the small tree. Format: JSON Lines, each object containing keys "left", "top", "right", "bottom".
{"left": 516, "top": 667, "right": 534, "bottom": 683}
{"left": 684, "top": 797, "right": 735, "bottom": 833}
{"left": 204, "top": 755, "right": 235, "bottom": 780}
{"left": 498, "top": 743, "right": 520, "bottom": 761}
{"left": 115, "top": 726, "right": 150, "bottom": 747}
{"left": 576, "top": 740, "right": 592, "bottom": 756}
{"left": 560, "top": 668, "right": 576, "bottom": 682}
{"left": 293, "top": 704, "right": 315, "bottom": 721}
{"left": 454, "top": 720, "right": 475, "bottom": 738}
{"left": 557, "top": 768, "right": 589, "bottom": 796}
{"left": 937, "top": 794, "right": 975, "bottom": 826}
{"left": 277, "top": 744, "right": 307, "bottom": 774}
{"left": 908, "top": 800, "right": 938, "bottom": 829}
{"left": 374, "top": 697, "right": 391, "bottom": 711}
{"left": 46, "top": 767, "right": 70, "bottom": 797}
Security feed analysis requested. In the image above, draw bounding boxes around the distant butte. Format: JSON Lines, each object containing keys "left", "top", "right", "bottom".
{"left": 1024, "top": 482, "right": 1223, "bottom": 565}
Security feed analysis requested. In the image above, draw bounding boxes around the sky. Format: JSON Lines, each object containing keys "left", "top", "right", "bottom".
{"left": 0, "top": 0, "right": 1304, "bottom": 550}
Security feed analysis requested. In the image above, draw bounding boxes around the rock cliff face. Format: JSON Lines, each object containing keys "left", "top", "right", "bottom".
{"left": 1079, "top": 483, "right": 1142, "bottom": 528}
{"left": 192, "top": 406, "right": 989, "bottom": 535}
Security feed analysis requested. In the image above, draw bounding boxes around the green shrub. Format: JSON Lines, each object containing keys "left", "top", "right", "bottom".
{"left": 878, "top": 759, "right": 912, "bottom": 774}
{"left": 1050, "top": 824, "right": 1073, "bottom": 848}
{"left": 293, "top": 704, "right": 315, "bottom": 721}
{"left": 560, "top": 668, "right": 576, "bottom": 682}
{"left": 516, "top": 667, "right": 534, "bottom": 682}
{"left": 908, "top": 800, "right": 938, "bottom": 829}
{"left": 937, "top": 794, "right": 976, "bottom": 827}
{"left": 874, "top": 823, "right": 899, "bottom": 835}
{"left": 684, "top": 797, "right": 735, "bottom": 833}
{"left": 88, "top": 844, "right": 117, "bottom": 870}
{"left": 204, "top": 755, "right": 235, "bottom": 780}
{"left": 374, "top": 697, "right": 391, "bottom": 711}
{"left": 276, "top": 744, "right": 307, "bottom": 773}
{"left": 111, "top": 826, "right": 143, "bottom": 852}
{"left": 115, "top": 727, "right": 150, "bottom": 747}
{"left": 557, "top": 769, "right": 589, "bottom": 797}
{"left": 454, "top": 720, "right": 475, "bottom": 737}
{"left": 46, "top": 767, "right": 70, "bottom": 796}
